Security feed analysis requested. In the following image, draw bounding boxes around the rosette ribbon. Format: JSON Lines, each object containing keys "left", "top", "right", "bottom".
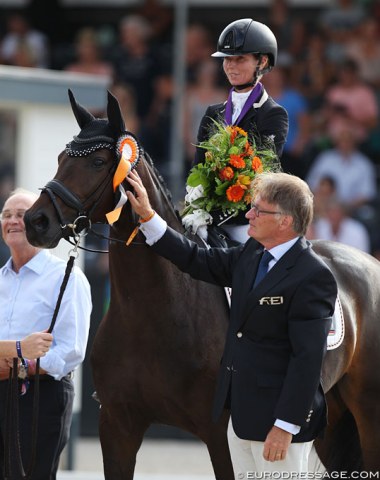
{"left": 106, "top": 133, "right": 140, "bottom": 224}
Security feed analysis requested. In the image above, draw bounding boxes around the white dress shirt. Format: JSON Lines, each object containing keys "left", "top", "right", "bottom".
{"left": 231, "top": 90, "right": 252, "bottom": 124}
{"left": 0, "top": 249, "right": 92, "bottom": 380}
{"left": 140, "top": 213, "right": 302, "bottom": 435}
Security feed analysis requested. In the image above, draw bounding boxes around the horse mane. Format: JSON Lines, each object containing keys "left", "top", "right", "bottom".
{"left": 141, "top": 148, "right": 183, "bottom": 226}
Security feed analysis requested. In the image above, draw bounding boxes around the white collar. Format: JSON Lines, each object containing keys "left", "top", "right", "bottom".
{"left": 230, "top": 88, "right": 268, "bottom": 109}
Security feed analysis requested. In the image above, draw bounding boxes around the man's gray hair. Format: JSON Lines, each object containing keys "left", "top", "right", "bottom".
{"left": 8, "top": 187, "right": 39, "bottom": 201}
{"left": 251, "top": 172, "right": 314, "bottom": 235}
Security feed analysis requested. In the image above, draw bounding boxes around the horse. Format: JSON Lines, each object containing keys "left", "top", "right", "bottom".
{"left": 24, "top": 91, "right": 380, "bottom": 478}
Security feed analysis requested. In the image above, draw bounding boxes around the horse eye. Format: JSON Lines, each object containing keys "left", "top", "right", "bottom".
{"left": 93, "top": 157, "right": 105, "bottom": 168}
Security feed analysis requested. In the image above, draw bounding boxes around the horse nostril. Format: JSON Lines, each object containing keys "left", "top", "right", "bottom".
{"left": 29, "top": 212, "right": 49, "bottom": 232}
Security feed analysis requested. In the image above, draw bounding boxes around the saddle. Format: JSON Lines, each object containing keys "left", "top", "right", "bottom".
{"left": 206, "top": 225, "right": 241, "bottom": 248}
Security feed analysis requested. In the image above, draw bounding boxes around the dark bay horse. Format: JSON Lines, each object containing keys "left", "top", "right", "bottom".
{"left": 24, "top": 91, "right": 380, "bottom": 478}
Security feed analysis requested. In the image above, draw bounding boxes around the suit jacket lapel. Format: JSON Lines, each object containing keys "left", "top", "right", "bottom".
{"left": 231, "top": 241, "right": 262, "bottom": 325}
{"left": 239, "top": 238, "right": 309, "bottom": 328}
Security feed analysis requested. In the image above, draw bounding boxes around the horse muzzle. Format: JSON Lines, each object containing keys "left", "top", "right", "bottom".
{"left": 24, "top": 208, "right": 63, "bottom": 248}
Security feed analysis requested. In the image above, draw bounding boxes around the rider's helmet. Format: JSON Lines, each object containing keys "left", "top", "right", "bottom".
{"left": 212, "top": 18, "right": 277, "bottom": 72}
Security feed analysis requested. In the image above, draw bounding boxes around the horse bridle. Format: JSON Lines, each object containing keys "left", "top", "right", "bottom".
{"left": 40, "top": 163, "right": 148, "bottom": 252}
{"left": 41, "top": 164, "right": 116, "bottom": 240}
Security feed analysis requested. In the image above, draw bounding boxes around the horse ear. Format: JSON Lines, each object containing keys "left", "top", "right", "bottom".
{"left": 107, "top": 90, "right": 126, "bottom": 136}
{"left": 68, "top": 89, "right": 95, "bottom": 128}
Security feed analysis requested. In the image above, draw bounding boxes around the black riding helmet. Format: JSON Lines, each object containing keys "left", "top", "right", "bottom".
{"left": 212, "top": 18, "right": 277, "bottom": 89}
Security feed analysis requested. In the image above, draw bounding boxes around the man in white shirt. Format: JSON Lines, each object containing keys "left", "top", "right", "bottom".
{"left": 125, "top": 170, "right": 337, "bottom": 478}
{"left": 0, "top": 189, "right": 91, "bottom": 480}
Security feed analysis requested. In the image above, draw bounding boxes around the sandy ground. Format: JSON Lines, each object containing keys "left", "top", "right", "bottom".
{"left": 57, "top": 436, "right": 216, "bottom": 480}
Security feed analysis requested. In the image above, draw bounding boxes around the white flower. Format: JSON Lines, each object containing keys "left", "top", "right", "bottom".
{"left": 184, "top": 185, "right": 205, "bottom": 205}
{"left": 182, "top": 208, "right": 213, "bottom": 238}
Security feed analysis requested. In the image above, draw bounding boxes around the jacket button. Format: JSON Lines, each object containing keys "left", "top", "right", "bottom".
{"left": 237, "top": 332, "right": 243, "bottom": 338}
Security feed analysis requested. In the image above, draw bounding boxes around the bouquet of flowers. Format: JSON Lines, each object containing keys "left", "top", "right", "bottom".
{"left": 182, "top": 120, "right": 280, "bottom": 236}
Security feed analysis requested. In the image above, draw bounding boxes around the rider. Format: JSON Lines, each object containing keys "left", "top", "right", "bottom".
{"left": 193, "top": 18, "right": 289, "bottom": 243}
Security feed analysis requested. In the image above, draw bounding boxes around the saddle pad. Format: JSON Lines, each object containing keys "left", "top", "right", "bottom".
{"left": 327, "top": 296, "right": 345, "bottom": 350}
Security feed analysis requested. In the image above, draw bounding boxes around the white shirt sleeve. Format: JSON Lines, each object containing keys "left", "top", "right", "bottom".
{"left": 139, "top": 213, "right": 168, "bottom": 245}
{"left": 274, "top": 419, "right": 301, "bottom": 435}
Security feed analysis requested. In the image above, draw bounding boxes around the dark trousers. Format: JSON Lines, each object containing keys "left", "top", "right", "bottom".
{"left": 0, "top": 375, "right": 74, "bottom": 480}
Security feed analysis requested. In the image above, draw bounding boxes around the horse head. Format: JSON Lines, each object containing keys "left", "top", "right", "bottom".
{"left": 24, "top": 89, "right": 178, "bottom": 248}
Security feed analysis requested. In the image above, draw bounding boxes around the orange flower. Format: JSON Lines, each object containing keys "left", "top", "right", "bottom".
{"left": 235, "top": 126, "right": 248, "bottom": 137}
{"left": 227, "top": 125, "right": 248, "bottom": 144}
{"left": 244, "top": 192, "right": 253, "bottom": 205}
{"left": 244, "top": 142, "right": 254, "bottom": 157}
{"left": 219, "top": 166, "right": 234, "bottom": 181}
{"left": 251, "top": 156, "right": 263, "bottom": 172}
{"left": 226, "top": 184, "right": 247, "bottom": 202}
{"left": 229, "top": 154, "right": 246, "bottom": 169}
{"left": 230, "top": 128, "right": 238, "bottom": 144}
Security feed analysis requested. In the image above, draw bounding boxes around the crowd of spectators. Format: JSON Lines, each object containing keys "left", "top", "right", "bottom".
{"left": 0, "top": 0, "right": 380, "bottom": 259}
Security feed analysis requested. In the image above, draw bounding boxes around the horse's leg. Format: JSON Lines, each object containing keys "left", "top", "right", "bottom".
{"left": 354, "top": 410, "right": 380, "bottom": 471}
{"left": 317, "top": 383, "right": 365, "bottom": 473}
{"left": 201, "top": 413, "right": 234, "bottom": 480}
{"left": 99, "top": 404, "right": 150, "bottom": 480}
{"left": 343, "top": 389, "right": 380, "bottom": 471}
{"left": 314, "top": 387, "right": 363, "bottom": 472}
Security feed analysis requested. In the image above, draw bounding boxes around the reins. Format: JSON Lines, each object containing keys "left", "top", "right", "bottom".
{"left": 4, "top": 240, "right": 80, "bottom": 480}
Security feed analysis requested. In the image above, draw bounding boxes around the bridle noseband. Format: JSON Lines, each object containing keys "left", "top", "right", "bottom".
{"left": 42, "top": 179, "right": 90, "bottom": 233}
{"left": 41, "top": 163, "right": 115, "bottom": 241}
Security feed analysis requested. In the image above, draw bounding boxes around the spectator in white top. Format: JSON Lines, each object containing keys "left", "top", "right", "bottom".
{"left": 310, "top": 199, "right": 371, "bottom": 253}
{"left": 306, "top": 126, "right": 377, "bottom": 216}
{"left": 0, "top": 13, "right": 49, "bottom": 68}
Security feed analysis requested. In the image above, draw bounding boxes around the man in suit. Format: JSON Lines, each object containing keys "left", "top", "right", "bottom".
{"left": 126, "top": 170, "right": 337, "bottom": 477}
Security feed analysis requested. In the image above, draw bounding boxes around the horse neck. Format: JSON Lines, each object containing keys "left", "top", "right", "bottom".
{"left": 107, "top": 160, "right": 184, "bottom": 288}
{"left": 111, "top": 159, "right": 183, "bottom": 242}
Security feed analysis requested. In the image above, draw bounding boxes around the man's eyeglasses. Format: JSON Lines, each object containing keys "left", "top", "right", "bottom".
{"left": 250, "top": 203, "right": 283, "bottom": 217}
{"left": 0, "top": 210, "right": 26, "bottom": 221}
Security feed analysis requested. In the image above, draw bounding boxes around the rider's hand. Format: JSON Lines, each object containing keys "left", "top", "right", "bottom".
{"left": 126, "top": 170, "right": 155, "bottom": 220}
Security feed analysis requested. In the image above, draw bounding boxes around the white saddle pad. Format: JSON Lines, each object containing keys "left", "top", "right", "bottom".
{"left": 327, "top": 296, "right": 345, "bottom": 350}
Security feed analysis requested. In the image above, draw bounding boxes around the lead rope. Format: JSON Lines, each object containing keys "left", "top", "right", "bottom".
{"left": 4, "top": 241, "right": 79, "bottom": 480}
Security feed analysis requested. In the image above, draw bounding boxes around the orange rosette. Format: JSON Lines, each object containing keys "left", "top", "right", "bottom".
{"left": 113, "top": 134, "right": 140, "bottom": 191}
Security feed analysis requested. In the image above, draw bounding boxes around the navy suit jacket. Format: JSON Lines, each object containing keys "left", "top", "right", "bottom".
{"left": 193, "top": 88, "right": 289, "bottom": 226}
{"left": 194, "top": 88, "right": 289, "bottom": 165}
{"left": 152, "top": 229, "right": 337, "bottom": 443}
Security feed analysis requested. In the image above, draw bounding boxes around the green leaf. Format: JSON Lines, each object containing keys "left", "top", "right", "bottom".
{"left": 187, "top": 169, "right": 208, "bottom": 188}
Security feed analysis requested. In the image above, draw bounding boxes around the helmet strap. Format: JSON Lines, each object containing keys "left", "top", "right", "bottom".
{"left": 232, "top": 54, "right": 270, "bottom": 91}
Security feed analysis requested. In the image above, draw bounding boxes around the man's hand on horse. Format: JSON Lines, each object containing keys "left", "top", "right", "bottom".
{"left": 126, "top": 170, "right": 155, "bottom": 220}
